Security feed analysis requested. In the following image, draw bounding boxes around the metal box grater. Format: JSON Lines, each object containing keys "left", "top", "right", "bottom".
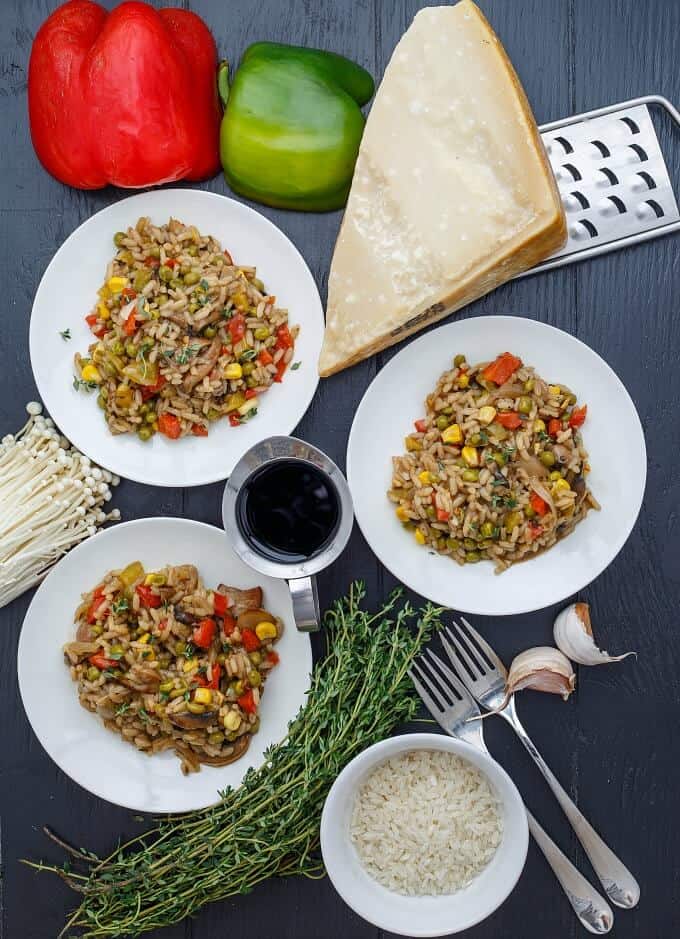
{"left": 518, "top": 95, "right": 680, "bottom": 277}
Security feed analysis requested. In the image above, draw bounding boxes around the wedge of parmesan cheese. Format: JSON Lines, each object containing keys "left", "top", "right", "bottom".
{"left": 319, "top": 0, "right": 566, "bottom": 377}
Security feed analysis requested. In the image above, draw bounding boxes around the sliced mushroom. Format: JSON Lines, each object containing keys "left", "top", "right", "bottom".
{"left": 181, "top": 336, "right": 221, "bottom": 392}
{"left": 119, "top": 664, "right": 161, "bottom": 693}
{"left": 518, "top": 454, "right": 550, "bottom": 479}
{"left": 168, "top": 709, "right": 221, "bottom": 731}
{"left": 75, "top": 621, "right": 95, "bottom": 642}
{"left": 199, "top": 734, "right": 251, "bottom": 766}
{"left": 236, "top": 608, "right": 276, "bottom": 632}
{"left": 167, "top": 564, "right": 199, "bottom": 593}
{"left": 173, "top": 606, "right": 197, "bottom": 626}
{"left": 218, "top": 585, "right": 263, "bottom": 617}
{"left": 63, "top": 640, "right": 99, "bottom": 663}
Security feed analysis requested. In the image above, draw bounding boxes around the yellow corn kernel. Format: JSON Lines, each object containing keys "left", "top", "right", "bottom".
{"left": 552, "top": 478, "right": 571, "bottom": 493}
{"left": 224, "top": 363, "right": 243, "bottom": 380}
{"left": 107, "top": 276, "right": 129, "bottom": 294}
{"left": 456, "top": 373, "right": 470, "bottom": 389}
{"left": 533, "top": 419, "right": 546, "bottom": 433}
{"left": 144, "top": 647, "right": 156, "bottom": 661}
{"left": 405, "top": 436, "right": 423, "bottom": 452}
{"left": 395, "top": 505, "right": 410, "bottom": 522}
{"left": 81, "top": 364, "right": 102, "bottom": 384}
{"left": 137, "top": 632, "right": 150, "bottom": 644}
{"left": 548, "top": 385, "right": 561, "bottom": 396}
{"left": 414, "top": 529, "right": 427, "bottom": 545}
{"left": 441, "top": 423, "right": 463, "bottom": 445}
{"left": 255, "top": 621, "right": 278, "bottom": 641}
{"left": 478, "top": 406, "right": 497, "bottom": 425}
{"left": 417, "top": 470, "right": 436, "bottom": 485}
{"left": 224, "top": 710, "right": 242, "bottom": 731}
{"left": 549, "top": 470, "right": 563, "bottom": 481}
{"left": 183, "top": 657, "right": 198, "bottom": 673}
{"left": 98, "top": 285, "right": 111, "bottom": 300}
{"left": 97, "top": 301, "right": 111, "bottom": 320}
{"left": 194, "top": 687, "right": 212, "bottom": 706}
{"left": 144, "top": 572, "right": 166, "bottom": 586}
{"left": 231, "top": 291, "right": 248, "bottom": 308}
{"left": 461, "top": 446, "right": 480, "bottom": 467}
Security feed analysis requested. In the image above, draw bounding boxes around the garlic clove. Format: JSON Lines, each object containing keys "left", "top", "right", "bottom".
{"left": 554, "top": 602, "right": 636, "bottom": 666}
{"left": 506, "top": 646, "right": 576, "bottom": 701}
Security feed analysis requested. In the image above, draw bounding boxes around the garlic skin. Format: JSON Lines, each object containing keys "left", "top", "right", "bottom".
{"left": 554, "top": 602, "right": 636, "bottom": 666}
{"left": 506, "top": 646, "right": 576, "bottom": 701}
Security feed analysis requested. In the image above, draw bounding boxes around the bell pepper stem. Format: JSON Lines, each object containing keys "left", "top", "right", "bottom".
{"left": 218, "top": 61, "right": 230, "bottom": 108}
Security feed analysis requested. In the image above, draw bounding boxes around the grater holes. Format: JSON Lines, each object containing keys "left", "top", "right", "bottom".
{"left": 553, "top": 135, "right": 574, "bottom": 154}
{"left": 637, "top": 199, "right": 664, "bottom": 219}
{"left": 568, "top": 190, "right": 590, "bottom": 210}
{"left": 572, "top": 219, "right": 599, "bottom": 239}
{"left": 597, "top": 167, "right": 619, "bottom": 187}
{"left": 636, "top": 171, "right": 657, "bottom": 190}
{"left": 590, "top": 140, "right": 611, "bottom": 158}
{"left": 560, "top": 162, "right": 582, "bottom": 181}
{"left": 619, "top": 116, "right": 640, "bottom": 135}
{"left": 604, "top": 195, "right": 627, "bottom": 215}
{"left": 628, "top": 143, "right": 649, "bottom": 162}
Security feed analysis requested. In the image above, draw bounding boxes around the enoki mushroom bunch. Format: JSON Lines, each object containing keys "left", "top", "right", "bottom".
{"left": 0, "top": 403, "right": 120, "bottom": 608}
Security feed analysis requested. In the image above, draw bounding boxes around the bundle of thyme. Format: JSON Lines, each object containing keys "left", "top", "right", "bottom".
{"left": 28, "top": 583, "right": 441, "bottom": 937}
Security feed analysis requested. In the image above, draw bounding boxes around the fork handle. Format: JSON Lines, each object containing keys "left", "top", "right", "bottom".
{"left": 504, "top": 709, "right": 640, "bottom": 909}
{"left": 526, "top": 810, "right": 614, "bottom": 933}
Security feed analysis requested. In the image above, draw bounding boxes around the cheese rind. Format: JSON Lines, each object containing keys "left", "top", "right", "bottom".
{"left": 319, "top": 0, "right": 566, "bottom": 377}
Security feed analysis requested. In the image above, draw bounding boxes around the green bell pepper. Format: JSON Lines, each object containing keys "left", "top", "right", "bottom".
{"left": 219, "top": 43, "right": 375, "bottom": 212}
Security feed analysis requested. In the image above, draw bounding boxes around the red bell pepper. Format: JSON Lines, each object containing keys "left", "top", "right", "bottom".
{"left": 208, "top": 662, "right": 221, "bottom": 689}
{"left": 482, "top": 352, "right": 522, "bottom": 385}
{"left": 237, "top": 689, "right": 258, "bottom": 715}
{"left": 89, "top": 652, "right": 119, "bottom": 670}
{"left": 414, "top": 419, "right": 427, "bottom": 433}
{"left": 240, "top": 628, "right": 261, "bottom": 652}
{"left": 274, "top": 361, "right": 287, "bottom": 383}
{"left": 192, "top": 618, "right": 217, "bottom": 649}
{"left": 135, "top": 584, "right": 162, "bottom": 608}
{"left": 244, "top": 388, "right": 258, "bottom": 400}
{"left": 275, "top": 324, "right": 294, "bottom": 350}
{"left": 86, "top": 586, "right": 107, "bottom": 623}
{"left": 191, "top": 422, "right": 209, "bottom": 437}
{"left": 257, "top": 349, "right": 273, "bottom": 367}
{"left": 495, "top": 412, "right": 522, "bottom": 430}
{"left": 228, "top": 414, "right": 241, "bottom": 427}
{"left": 158, "top": 412, "right": 181, "bottom": 439}
{"left": 548, "top": 418, "right": 562, "bottom": 438}
{"left": 266, "top": 650, "right": 280, "bottom": 666}
{"left": 141, "top": 373, "right": 167, "bottom": 401}
{"left": 222, "top": 613, "right": 237, "bottom": 635}
{"left": 227, "top": 313, "right": 246, "bottom": 343}
{"left": 436, "top": 507, "right": 450, "bottom": 522}
{"left": 28, "top": 1, "right": 221, "bottom": 189}
{"left": 527, "top": 520, "right": 543, "bottom": 541}
{"left": 529, "top": 492, "right": 549, "bottom": 517}
{"left": 213, "top": 591, "right": 231, "bottom": 617}
{"left": 569, "top": 405, "right": 588, "bottom": 429}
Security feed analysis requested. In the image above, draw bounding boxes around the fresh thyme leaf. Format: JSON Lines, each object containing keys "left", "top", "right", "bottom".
{"left": 107, "top": 652, "right": 123, "bottom": 661}
{"left": 239, "top": 349, "right": 257, "bottom": 362}
{"left": 183, "top": 643, "right": 195, "bottom": 659}
{"left": 240, "top": 407, "right": 257, "bottom": 423}
{"left": 175, "top": 344, "right": 201, "bottom": 366}
{"left": 199, "top": 278, "right": 209, "bottom": 291}
{"left": 59, "top": 328, "right": 71, "bottom": 341}
{"left": 290, "top": 361, "right": 302, "bottom": 370}
{"left": 112, "top": 597, "right": 129, "bottom": 614}
{"left": 114, "top": 702, "right": 130, "bottom": 717}
{"left": 72, "top": 376, "right": 97, "bottom": 393}
{"left": 137, "top": 708, "right": 150, "bottom": 722}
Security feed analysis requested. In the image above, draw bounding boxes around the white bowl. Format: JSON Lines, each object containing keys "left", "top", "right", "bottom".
{"left": 17, "top": 517, "right": 312, "bottom": 813}
{"left": 320, "top": 733, "right": 528, "bottom": 937}
{"left": 29, "top": 188, "right": 324, "bottom": 487}
{"left": 347, "top": 315, "right": 647, "bottom": 616}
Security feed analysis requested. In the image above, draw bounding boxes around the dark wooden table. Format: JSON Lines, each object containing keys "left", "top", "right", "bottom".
{"left": 2, "top": 1, "right": 679, "bottom": 936}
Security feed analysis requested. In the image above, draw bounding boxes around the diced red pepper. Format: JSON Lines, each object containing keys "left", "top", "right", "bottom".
{"left": 275, "top": 324, "right": 294, "bottom": 350}
{"left": 135, "top": 584, "right": 162, "bottom": 608}
{"left": 213, "top": 591, "right": 230, "bottom": 617}
{"left": 144, "top": 256, "right": 160, "bottom": 268}
{"left": 85, "top": 313, "right": 99, "bottom": 327}
{"left": 191, "top": 423, "right": 209, "bottom": 437}
{"left": 123, "top": 311, "right": 138, "bottom": 336}
{"left": 414, "top": 419, "right": 427, "bottom": 433}
{"left": 241, "top": 628, "right": 261, "bottom": 652}
{"left": 227, "top": 313, "right": 246, "bottom": 343}
{"left": 192, "top": 617, "right": 217, "bottom": 650}
{"left": 529, "top": 492, "right": 549, "bottom": 517}
{"left": 89, "top": 652, "right": 118, "bottom": 671}
{"left": 158, "top": 619, "right": 169, "bottom": 634}
{"left": 228, "top": 413, "right": 241, "bottom": 427}
{"left": 258, "top": 349, "right": 273, "bottom": 366}
{"left": 495, "top": 412, "right": 522, "bottom": 430}
{"left": 266, "top": 650, "right": 280, "bottom": 666}
{"left": 436, "top": 507, "right": 451, "bottom": 522}
{"left": 140, "top": 373, "right": 167, "bottom": 401}
{"left": 158, "top": 412, "right": 181, "bottom": 439}
{"left": 222, "top": 613, "right": 237, "bottom": 636}
{"left": 528, "top": 521, "right": 543, "bottom": 541}
{"left": 121, "top": 287, "right": 137, "bottom": 303}
{"left": 86, "top": 586, "right": 107, "bottom": 624}
{"left": 165, "top": 258, "right": 178, "bottom": 268}
{"left": 92, "top": 323, "right": 108, "bottom": 338}
{"left": 548, "top": 418, "right": 562, "bottom": 437}
{"left": 482, "top": 352, "right": 522, "bottom": 386}
{"left": 244, "top": 388, "right": 258, "bottom": 400}
{"left": 274, "top": 361, "right": 287, "bottom": 383}
{"left": 237, "top": 688, "right": 257, "bottom": 715}
{"left": 569, "top": 405, "right": 588, "bottom": 429}
{"left": 208, "top": 662, "right": 221, "bottom": 689}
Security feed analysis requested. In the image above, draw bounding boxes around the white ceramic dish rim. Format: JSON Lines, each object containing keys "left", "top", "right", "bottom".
{"left": 320, "top": 733, "right": 529, "bottom": 937}
{"left": 29, "top": 188, "right": 324, "bottom": 487}
{"left": 346, "top": 315, "right": 647, "bottom": 616}
{"left": 16, "top": 516, "right": 313, "bottom": 813}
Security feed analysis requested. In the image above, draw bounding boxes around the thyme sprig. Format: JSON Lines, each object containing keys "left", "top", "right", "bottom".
{"left": 27, "top": 584, "right": 441, "bottom": 937}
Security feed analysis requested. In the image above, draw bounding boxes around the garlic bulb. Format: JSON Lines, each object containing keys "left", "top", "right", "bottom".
{"left": 506, "top": 646, "right": 576, "bottom": 700}
{"left": 554, "top": 602, "right": 636, "bottom": 666}
{"left": 0, "top": 403, "right": 121, "bottom": 608}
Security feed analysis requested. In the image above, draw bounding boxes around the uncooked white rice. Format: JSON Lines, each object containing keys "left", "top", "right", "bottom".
{"left": 350, "top": 750, "right": 502, "bottom": 896}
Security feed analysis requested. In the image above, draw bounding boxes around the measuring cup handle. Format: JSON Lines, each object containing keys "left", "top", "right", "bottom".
{"left": 288, "top": 576, "right": 320, "bottom": 632}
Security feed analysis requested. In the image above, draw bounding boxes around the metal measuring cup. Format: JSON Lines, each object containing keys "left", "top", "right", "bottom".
{"left": 221, "top": 436, "right": 354, "bottom": 631}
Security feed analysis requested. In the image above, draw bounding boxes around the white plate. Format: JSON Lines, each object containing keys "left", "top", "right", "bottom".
{"left": 17, "top": 517, "right": 312, "bottom": 813}
{"left": 320, "top": 734, "right": 528, "bottom": 937}
{"left": 347, "top": 316, "right": 646, "bottom": 616}
{"left": 29, "top": 189, "right": 324, "bottom": 487}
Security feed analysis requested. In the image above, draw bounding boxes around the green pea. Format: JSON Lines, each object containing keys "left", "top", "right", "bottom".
{"left": 248, "top": 669, "right": 262, "bottom": 688}
{"left": 480, "top": 521, "right": 496, "bottom": 538}
{"left": 524, "top": 505, "right": 537, "bottom": 519}
{"left": 158, "top": 265, "right": 173, "bottom": 282}
{"left": 208, "top": 731, "right": 224, "bottom": 745}
{"left": 518, "top": 396, "right": 533, "bottom": 415}
{"left": 436, "top": 415, "right": 449, "bottom": 431}
{"left": 111, "top": 340, "right": 125, "bottom": 356}
{"left": 137, "top": 425, "right": 153, "bottom": 441}
{"left": 425, "top": 506, "right": 436, "bottom": 519}
{"left": 241, "top": 362, "right": 255, "bottom": 376}
{"left": 249, "top": 651, "right": 262, "bottom": 665}
{"left": 504, "top": 511, "right": 523, "bottom": 531}
{"left": 207, "top": 408, "right": 221, "bottom": 421}
{"left": 145, "top": 411, "right": 156, "bottom": 424}
{"left": 146, "top": 245, "right": 161, "bottom": 259}
{"left": 97, "top": 393, "right": 107, "bottom": 410}
{"left": 188, "top": 302, "right": 200, "bottom": 314}
{"left": 86, "top": 666, "right": 101, "bottom": 681}
{"left": 463, "top": 538, "right": 477, "bottom": 550}
{"left": 446, "top": 538, "right": 461, "bottom": 551}
{"left": 465, "top": 550, "right": 481, "bottom": 563}
{"left": 467, "top": 433, "right": 483, "bottom": 446}
{"left": 133, "top": 269, "right": 152, "bottom": 292}
{"left": 462, "top": 469, "right": 479, "bottom": 483}
{"left": 245, "top": 376, "right": 258, "bottom": 389}
{"left": 110, "top": 644, "right": 125, "bottom": 655}
{"left": 125, "top": 341, "right": 137, "bottom": 358}
{"left": 117, "top": 249, "right": 134, "bottom": 266}
{"left": 113, "top": 232, "right": 127, "bottom": 248}
{"left": 253, "top": 326, "right": 270, "bottom": 341}
{"left": 170, "top": 278, "right": 182, "bottom": 290}
{"left": 492, "top": 451, "right": 507, "bottom": 467}
{"left": 183, "top": 270, "right": 200, "bottom": 286}
{"left": 454, "top": 354, "right": 466, "bottom": 367}
{"left": 186, "top": 245, "right": 199, "bottom": 257}
{"left": 203, "top": 326, "right": 217, "bottom": 339}
{"left": 524, "top": 379, "right": 535, "bottom": 392}
{"left": 174, "top": 641, "right": 186, "bottom": 655}
{"left": 539, "top": 450, "right": 556, "bottom": 467}
{"left": 158, "top": 680, "right": 174, "bottom": 694}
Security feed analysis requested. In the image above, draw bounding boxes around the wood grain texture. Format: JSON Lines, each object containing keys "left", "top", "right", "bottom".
{"left": 0, "top": 0, "right": 678, "bottom": 937}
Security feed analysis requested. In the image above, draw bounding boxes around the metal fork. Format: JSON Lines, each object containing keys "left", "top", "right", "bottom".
{"left": 441, "top": 618, "right": 640, "bottom": 910}
{"left": 409, "top": 653, "right": 614, "bottom": 934}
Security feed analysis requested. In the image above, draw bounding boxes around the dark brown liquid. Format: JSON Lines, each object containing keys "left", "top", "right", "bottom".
{"left": 236, "top": 459, "right": 340, "bottom": 563}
